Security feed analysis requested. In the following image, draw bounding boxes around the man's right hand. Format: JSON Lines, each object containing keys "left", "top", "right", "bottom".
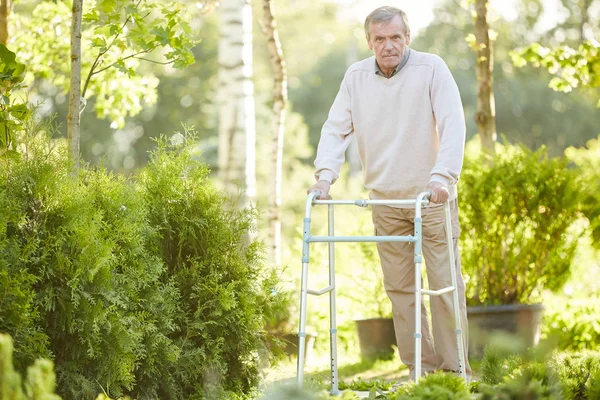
{"left": 307, "top": 180, "right": 331, "bottom": 199}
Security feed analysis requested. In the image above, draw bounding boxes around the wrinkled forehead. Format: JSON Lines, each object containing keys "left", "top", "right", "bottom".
{"left": 368, "top": 15, "right": 408, "bottom": 37}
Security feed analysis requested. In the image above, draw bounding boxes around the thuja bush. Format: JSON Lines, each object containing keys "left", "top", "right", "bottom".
{"left": 389, "top": 372, "right": 470, "bottom": 400}
{"left": 0, "top": 123, "right": 179, "bottom": 399}
{"left": 475, "top": 346, "right": 600, "bottom": 400}
{"left": 0, "top": 125, "right": 284, "bottom": 398}
{"left": 138, "top": 133, "right": 273, "bottom": 397}
{"left": 549, "top": 351, "right": 600, "bottom": 400}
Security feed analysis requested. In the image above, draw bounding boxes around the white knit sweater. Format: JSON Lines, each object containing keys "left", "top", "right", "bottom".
{"left": 314, "top": 49, "right": 466, "bottom": 203}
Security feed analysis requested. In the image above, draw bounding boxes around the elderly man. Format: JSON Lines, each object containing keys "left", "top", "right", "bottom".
{"left": 307, "top": 6, "right": 471, "bottom": 379}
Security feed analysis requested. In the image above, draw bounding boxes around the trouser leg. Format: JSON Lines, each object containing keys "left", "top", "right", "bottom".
{"left": 371, "top": 205, "right": 437, "bottom": 377}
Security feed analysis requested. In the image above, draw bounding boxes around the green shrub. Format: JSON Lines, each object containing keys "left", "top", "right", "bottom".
{"left": 549, "top": 351, "right": 600, "bottom": 400}
{"left": 1, "top": 121, "right": 181, "bottom": 398}
{"left": 459, "top": 141, "right": 584, "bottom": 305}
{"left": 390, "top": 372, "right": 470, "bottom": 400}
{"left": 480, "top": 346, "right": 524, "bottom": 385}
{"left": 565, "top": 136, "right": 600, "bottom": 249}
{"left": 543, "top": 298, "right": 600, "bottom": 352}
{"left": 137, "top": 131, "right": 279, "bottom": 397}
{"left": 476, "top": 379, "right": 562, "bottom": 400}
{"left": 0, "top": 124, "right": 286, "bottom": 398}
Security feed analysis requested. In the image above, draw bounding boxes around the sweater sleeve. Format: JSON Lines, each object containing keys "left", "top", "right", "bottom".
{"left": 313, "top": 74, "right": 354, "bottom": 184}
{"left": 429, "top": 57, "right": 466, "bottom": 187}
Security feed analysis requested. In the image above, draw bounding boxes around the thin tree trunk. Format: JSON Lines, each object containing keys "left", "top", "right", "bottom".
{"left": 579, "top": 0, "right": 590, "bottom": 42}
{"left": 67, "top": 0, "right": 83, "bottom": 171}
{"left": 0, "top": 0, "right": 9, "bottom": 45}
{"left": 260, "top": 0, "right": 287, "bottom": 267}
{"left": 474, "top": 0, "right": 496, "bottom": 153}
{"left": 218, "top": 0, "right": 256, "bottom": 207}
{"left": 345, "top": 40, "right": 361, "bottom": 181}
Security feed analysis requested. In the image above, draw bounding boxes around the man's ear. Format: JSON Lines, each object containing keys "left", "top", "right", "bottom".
{"left": 406, "top": 30, "right": 411, "bottom": 46}
{"left": 366, "top": 36, "right": 373, "bottom": 51}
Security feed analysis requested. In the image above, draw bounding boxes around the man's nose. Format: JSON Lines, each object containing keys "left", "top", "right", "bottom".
{"left": 385, "top": 39, "right": 393, "bottom": 49}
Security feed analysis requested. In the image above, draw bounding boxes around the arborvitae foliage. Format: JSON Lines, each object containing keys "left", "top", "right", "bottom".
{"left": 138, "top": 132, "right": 271, "bottom": 397}
{"left": 389, "top": 372, "right": 470, "bottom": 400}
{"left": 549, "top": 351, "right": 600, "bottom": 400}
{"left": 480, "top": 346, "right": 525, "bottom": 385}
{"left": 0, "top": 124, "right": 285, "bottom": 399}
{"left": 0, "top": 120, "right": 180, "bottom": 399}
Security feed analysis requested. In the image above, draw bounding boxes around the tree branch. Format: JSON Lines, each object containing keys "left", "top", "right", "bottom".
{"left": 132, "top": 57, "right": 174, "bottom": 65}
{"left": 90, "top": 49, "right": 152, "bottom": 76}
{"left": 82, "top": 0, "right": 148, "bottom": 97}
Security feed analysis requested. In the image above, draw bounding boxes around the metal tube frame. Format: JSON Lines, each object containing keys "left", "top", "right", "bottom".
{"left": 297, "top": 192, "right": 467, "bottom": 393}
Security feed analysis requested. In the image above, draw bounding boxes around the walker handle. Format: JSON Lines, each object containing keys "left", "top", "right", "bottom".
{"left": 311, "top": 190, "right": 332, "bottom": 201}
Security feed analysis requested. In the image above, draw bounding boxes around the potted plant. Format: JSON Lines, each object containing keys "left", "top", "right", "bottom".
{"left": 458, "top": 140, "right": 585, "bottom": 357}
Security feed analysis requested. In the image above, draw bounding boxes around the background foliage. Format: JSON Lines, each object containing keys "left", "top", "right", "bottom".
{"left": 459, "top": 140, "right": 585, "bottom": 306}
{"left": 0, "top": 121, "right": 284, "bottom": 398}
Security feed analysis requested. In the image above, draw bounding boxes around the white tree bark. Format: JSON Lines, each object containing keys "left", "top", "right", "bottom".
{"left": 474, "top": 0, "right": 496, "bottom": 153}
{"left": 345, "top": 40, "right": 361, "bottom": 179}
{"left": 218, "top": 0, "right": 256, "bottom": 206}
{"left": 260, "top": 0, "right": 287, "bottom": 267}
{"left": 67, "top": 0, "right": 83, "bottom": 171}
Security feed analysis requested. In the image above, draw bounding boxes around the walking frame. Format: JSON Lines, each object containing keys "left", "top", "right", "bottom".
{"left": 296, "top": 191, "right": 467, "bottom": 395}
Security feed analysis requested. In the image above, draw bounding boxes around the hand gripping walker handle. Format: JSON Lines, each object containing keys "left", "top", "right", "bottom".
{"left": 310, "top": 190, "right": 331, "bottom": 201}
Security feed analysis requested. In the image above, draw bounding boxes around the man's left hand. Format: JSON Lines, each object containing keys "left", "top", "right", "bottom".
{"left": 426, "top": 182, "right": 449, "bottom": 204}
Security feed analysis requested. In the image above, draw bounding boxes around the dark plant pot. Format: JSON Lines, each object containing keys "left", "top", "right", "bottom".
{"left": 281, "top": 332, "right": 317, "bottom": 364}
{"left": 467, "top": 303, "right": 544, "bottom": 358}
{"left": 355, "top": 317, "right": 396, "bottom": 361}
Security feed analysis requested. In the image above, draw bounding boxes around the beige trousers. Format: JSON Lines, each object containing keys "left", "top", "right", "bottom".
{"left": 371, "top": 200, "right": 471, "bottom": 378}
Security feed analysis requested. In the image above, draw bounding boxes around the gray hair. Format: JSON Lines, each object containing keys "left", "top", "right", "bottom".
{"left": 364, "top": 6, "right": 410, "bottom": 40}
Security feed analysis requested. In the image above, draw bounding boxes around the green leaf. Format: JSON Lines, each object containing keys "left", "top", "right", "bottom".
{"left": 8, "top": 104, "right": 30, "bottom": 120}
{"left": 151, "top": 27, "right": 170, "bottom": 46}
{"left": 98, "top": 0, "right": 117, "bottom": 13}
{"left": 90, "top": 37, "right": 107, "bottom": 48}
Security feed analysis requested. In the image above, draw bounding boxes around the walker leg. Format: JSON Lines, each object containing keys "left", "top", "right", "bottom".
{"left": 444, "top": 202, "right": 467, "bottom": 381}
{"left": 414, "top": 210, "right": 425, "bottom": 383}
{"left": 297, "top": 214, "right": 312, "bottom": 388}
{"left": 328, "top": 205, "right": 339, "bottom": 395}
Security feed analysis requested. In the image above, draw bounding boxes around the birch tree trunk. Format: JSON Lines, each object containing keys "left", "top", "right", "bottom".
{"left": 67, "top": 0, "right": 83, "bottom": 171}
{"left": 218, "top": 0, "right": 256, "bottom": 207}
{"left": 579, "top": 0, "right": 591, "bottom": 41}
{"left": 345, "top": 40, "right": 361, "bottom": 180}
{"left": 0, "top": 0, "right": 9, "bottom": 45}
{"left": 474, "top": 0, "right": 496, "bottom": 153}
{"left": 260, "top": 0, "right": 287, "bottom": 266}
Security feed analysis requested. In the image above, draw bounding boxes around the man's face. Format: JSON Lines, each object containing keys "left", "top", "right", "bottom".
{"left": 367, "top": 15, "right": 411, "bottom": 75}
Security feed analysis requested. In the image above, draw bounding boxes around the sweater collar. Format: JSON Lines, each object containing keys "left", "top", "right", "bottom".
{"left": 374, "top": 48, "right": 411, "bottom": 78}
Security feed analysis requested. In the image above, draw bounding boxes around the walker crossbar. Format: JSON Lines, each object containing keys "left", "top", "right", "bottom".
{"left": 308, "top": 236, "right": 418, "bottom": 243}
{"left": 297, "top": 192, "right": 467, "bottom": 394}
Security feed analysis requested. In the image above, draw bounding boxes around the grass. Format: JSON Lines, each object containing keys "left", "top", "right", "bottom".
{"left": 262, "top": 348, "right": 411, "bottom": 394}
